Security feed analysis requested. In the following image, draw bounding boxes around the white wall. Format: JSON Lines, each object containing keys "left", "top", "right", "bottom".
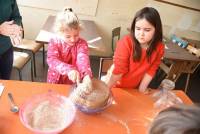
{"left": 18, "top": 0, "right": 200, "bottom": 56}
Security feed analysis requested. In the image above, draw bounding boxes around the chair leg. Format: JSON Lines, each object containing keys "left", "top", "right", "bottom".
{"left": 99, "top": 58, "right": 103, "bottom": 79}
{"left": 31, "top": 58, "right": 34, "bottom": 81}
{"left": 18, "top": 69, "right": 22, "bottom": 81}
{"left": 42, "top": 44, "right": 45, "bottom": 67}
{"left": 185, "top": 74, "right": 190, "bottom": 93}
{"left": 157, "top": 68, "right": 166, "bottom": 82}
{"left": 32, "top": 53, "right": 37, "bottom": 77}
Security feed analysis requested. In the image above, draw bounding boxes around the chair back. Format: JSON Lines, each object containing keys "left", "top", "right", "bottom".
{"left": 98, "top": 57, "right": 113, "bottom": 79}
{"left": 111, "top": 27, "right": 121, "bottom": 54}
{"left": 20, "top": 22, "right": 25, "bottom": 39}
{"left": 159, "top": 38, "right": 200, "bottom": 93}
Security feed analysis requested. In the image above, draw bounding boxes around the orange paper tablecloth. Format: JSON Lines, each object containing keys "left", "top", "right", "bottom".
{"left": 0, "top": 80, "right": 192, "bottom": 134}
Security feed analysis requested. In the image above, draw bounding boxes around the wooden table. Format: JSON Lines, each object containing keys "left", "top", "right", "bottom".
{"left": 164, "top": 41, "right": 199, "bottom": 62}
{"left": 35, "top": 15, "right": 106, "bottom": 56}
{"left": 0, "top": 80, "right": 192, "bottom": 134}
{"left": 163, "top": 41, "right": 200, "bottom": 80}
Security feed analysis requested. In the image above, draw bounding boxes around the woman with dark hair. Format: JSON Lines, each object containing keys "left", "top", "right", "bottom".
{"left": 103, "top": 7, "right": 164, "bottom": 93}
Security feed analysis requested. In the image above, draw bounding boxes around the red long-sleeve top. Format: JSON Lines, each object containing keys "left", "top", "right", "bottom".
{"left": 113, "top": 35, "right": 164, "bottom": 88}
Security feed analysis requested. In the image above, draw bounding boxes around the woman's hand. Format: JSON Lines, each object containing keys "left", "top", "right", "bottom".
{"left": 68, "top": 70, "right": 80, "bottom": 84}
{"left": 0, "top": 21, "right": 22, "bottom": 37}
{"left": 10, "top": 33, "right": 22, "bottom": 46}
{"left": 0, "top": 21, "right": 23, "bottom": 46}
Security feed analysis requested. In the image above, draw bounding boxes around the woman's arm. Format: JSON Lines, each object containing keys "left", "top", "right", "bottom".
{"left": 11, "top": 0, "right": 22, "bottom": 25}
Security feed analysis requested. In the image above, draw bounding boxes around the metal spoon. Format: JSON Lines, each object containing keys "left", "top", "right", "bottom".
{"left": 8, "top": 93, "right": 19, "bottom": 113}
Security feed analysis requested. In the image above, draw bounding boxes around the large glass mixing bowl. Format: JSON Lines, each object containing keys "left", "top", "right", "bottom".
{"left": 19, "top": 91, "right": 76, "bottom": 134}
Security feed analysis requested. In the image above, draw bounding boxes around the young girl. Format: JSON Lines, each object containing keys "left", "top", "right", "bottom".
{"left": 103, "top": 7, "right": 164, "bottom": 93}
{"left": 47, "top": 7, "right": 92, "bottom": 86}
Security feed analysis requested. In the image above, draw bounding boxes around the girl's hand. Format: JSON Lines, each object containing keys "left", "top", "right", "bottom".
{"left": 82, "top": 75, "right": 92, "bottom": 94}
{"left": 101, "top": 74, "right": 110, "bottom": 85}
{"left": 72, "top": 75, "right": 92, "bottom": 99}
{"left": 101, "top": 65, "right": 114, "bottom": 87}
{"left": 139, "top": 88, "right": 152, "bottom": 95}
{"left": 68, "top": 70, "right": 80, "bottom": 84}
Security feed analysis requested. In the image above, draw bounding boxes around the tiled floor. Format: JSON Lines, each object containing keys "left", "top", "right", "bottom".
{"left": 10, "top": 52, "right": 200, "bottom": 103}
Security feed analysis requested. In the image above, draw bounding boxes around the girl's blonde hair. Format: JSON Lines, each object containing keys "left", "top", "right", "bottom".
{"left": 54, "top": 7, "right": 80, "bottom": 33}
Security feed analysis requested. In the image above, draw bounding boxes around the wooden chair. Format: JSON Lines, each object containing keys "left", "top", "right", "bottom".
{"left": 111, "top": 27, "right": 121, "bottom": 54}
{"left": 13, "top": 51, "right": 33, "bottom": 81}
{"left": 98, "top": 57, "right": 113, "bottom": 79}
{"left": 14, "top": 23, "right": 45, "bottom": 77}
{"left": 182, "top": 37, "right": 200, "bottom": 75}
{"left": 158, "top": 36, "right": 177, "bottom": 82}
{"left": 98, "top": 27, "right": 120, "bottom": 79}
{"left": 182, "top": 44, "right": 200, "bottom": 92}
{"left": 158, "top": 60, "right": 176, "bottom": 82}
{"left": 159, "top": 44, "right": 200, "bottom": 93}
{"left": 158, "top": 36, "right": 184, "bottom": 84}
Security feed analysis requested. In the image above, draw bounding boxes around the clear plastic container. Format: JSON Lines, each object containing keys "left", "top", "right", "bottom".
{"left": 152, "top": 79, "right": 183, "bottom": 111}
{"left": 152, "top": 79, "right": 175, "bottom": 100}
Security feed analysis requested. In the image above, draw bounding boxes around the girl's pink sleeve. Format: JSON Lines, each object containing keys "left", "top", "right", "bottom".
{"left": 76, "top": 41, "right": 93, "bottom": 78}
{"left": 113, "top": 37, "right": 131, "bottom": 74}
{"left": 47, "top": 39, "right": 76, "bottom": 75}
{"left": 147, "top": 43, "right": 164, "bottom": 77}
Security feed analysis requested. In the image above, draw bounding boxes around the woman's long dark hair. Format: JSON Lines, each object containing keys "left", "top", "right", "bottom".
{"left": 130, "top": 7, "right": 163, "bottom": 61}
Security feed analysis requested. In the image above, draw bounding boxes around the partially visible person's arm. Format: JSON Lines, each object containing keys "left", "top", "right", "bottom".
{"left": 0, "top": 0, "right": 22, "bottom": 45}
{"left": 0, "top": 21, "right": 15, "bottom": 36}
{"left": 0, "top": 0, "right": 22, "bottom": 36}
{"left": 10, "top": 0, "right": 23, "bottom": 46}
{"left": 0, "top": 21, "right": 22, "bottom": 46}
{"left": 11, "top": 0, "right": 22, "bottom": 25}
